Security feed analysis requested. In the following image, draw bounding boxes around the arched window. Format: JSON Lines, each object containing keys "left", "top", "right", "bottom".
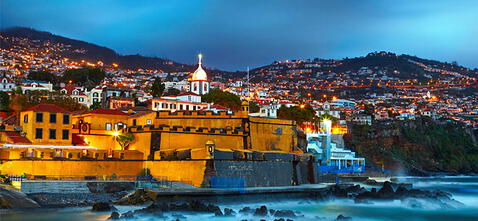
{"left": 93, "top": 92, "right": 99, "bottom": 97}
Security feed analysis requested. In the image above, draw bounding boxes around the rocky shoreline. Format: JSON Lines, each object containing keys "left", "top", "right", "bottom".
{"left": 0, "top": 181, "right": 465, "bottom": 220}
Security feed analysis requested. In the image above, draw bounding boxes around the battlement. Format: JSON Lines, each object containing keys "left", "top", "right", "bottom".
{"left": 156, "top": 110, "right": 247, "bottom": 118}
{"left": 129, "top": 124, "right": 246, "bottom": 136}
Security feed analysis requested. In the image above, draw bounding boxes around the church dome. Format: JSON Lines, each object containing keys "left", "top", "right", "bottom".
{"left": 191, "top": 54, "right": 208, "bottom": 81}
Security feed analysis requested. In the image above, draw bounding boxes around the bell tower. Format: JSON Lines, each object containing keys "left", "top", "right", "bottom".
{"left": 189, "top": 54, "right": 210, "bottom": 95}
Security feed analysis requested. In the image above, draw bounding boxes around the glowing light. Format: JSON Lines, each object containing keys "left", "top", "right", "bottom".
{"left": 323, "top": 119, "right": 332, "bottom": 134}
{"left": 300, "top": 104, "right": 305, "bottom": 109}
{"left": 112, "top": 131, "right": 120, "bottom": 137}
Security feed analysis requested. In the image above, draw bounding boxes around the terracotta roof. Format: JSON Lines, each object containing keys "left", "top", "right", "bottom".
{"left": 2, "top": 114, "right": 16, "bottom": 125}
{"left": 86, "top": 108, "right": 127, "bottom": 115}
{"left": 178, "top": 91, "right": 200, "bottom": 96}
{"left": 24, "top": 104, "right": 70, "bottom": 113}
{"left": 3, "top": 132, "right": 32, "bottom": 144}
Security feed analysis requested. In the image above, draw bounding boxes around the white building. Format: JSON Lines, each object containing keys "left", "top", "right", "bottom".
{"left": 20, "top": 80, "right": 53, "bottom": 93}
{"left": 0, "top": 76, "right": 15, "bottom": 92}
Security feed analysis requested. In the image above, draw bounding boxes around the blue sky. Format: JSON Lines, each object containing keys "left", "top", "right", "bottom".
{"left": 2, "top": 0, "right": 477, "bottom": 71}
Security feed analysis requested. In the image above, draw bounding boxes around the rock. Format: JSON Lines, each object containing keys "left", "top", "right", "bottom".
{"left": 254, "top": 205, "right": 268, "bottom": 216}
{"left": 224, "top": 208, "right": 236, "bottom": 216}
{"left": 114, "top": 188, "right": 157, "bottom": 205}
{"left": 274, "top": 209, "right": 296, "bottom": 217}
{"left": 269, "top": 209, "right": 276, "bottom": 215}
{"left": 239, "top": 206, "right": 252, "bottom": 213}
{"left": 274, "top": 219, "right": 285, "bottom": 221}
{"left": 108, "top": 211, "right": 120, "bottom": 220}
{"left": 87, "top": 182, "right": 134, "bottom": 193}
{"left": 121, "top": 211, "right": 135, "bottom": 219}
{"left": 91, "top": 202, "right": 115, "bottom": 211}
{"left": 378, "top": 181, "right": 395, "bottom": 198}
{"left": 0, "top": 187, "right": 40, "bottom": 209}
{"left": 214, "top": 209, "right": 224, "bottom": 216}
{"left": 336, "top": 214, "right": 352, "bottom": 220}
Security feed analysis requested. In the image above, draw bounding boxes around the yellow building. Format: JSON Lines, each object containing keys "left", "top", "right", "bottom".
{"left": 20, "top": 104, "right": 72, "bottom": 145}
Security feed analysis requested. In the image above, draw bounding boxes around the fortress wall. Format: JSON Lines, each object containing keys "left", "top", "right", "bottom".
{"left": 211, "top": 160, "right": 314, "bottom": 187}
{"left": 0, "top": 160, "right": 144, "bottom": 177}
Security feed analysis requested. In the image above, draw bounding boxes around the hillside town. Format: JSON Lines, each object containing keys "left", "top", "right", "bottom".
{"left": 2, "top": 35, "right": 478, "bottom": 129}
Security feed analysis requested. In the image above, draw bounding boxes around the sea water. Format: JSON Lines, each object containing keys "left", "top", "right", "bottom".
{"left": 2, "top": 176, "right": 478, "bottom": 221}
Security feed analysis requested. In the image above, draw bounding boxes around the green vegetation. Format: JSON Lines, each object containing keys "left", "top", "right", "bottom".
{"left": 27, "top": 70, "right": 57, "bottom": 83}
{"left": 62, "top": 68, "right": 105, "bottom": 89}
{"left": 201, "top": 89, "right": 242, "bottom": 110}
{"left": 344, "top": 117, "right": 478, "bottom": 174}
{"left": 249, "top": 102, "right": 260, "bottom": 113}
{"left": 115, "top": 132, "right": 135, "bottom": 150}
{"left": 277, "top": 104, "right": 318, "bottom": 124}
{"left": 150, "top": 77, "right": 165, "bottom": 97}
{"left": 0, "top": 91, "right": 10, "bottom": 111}
{"left": 9, "top": 90, "right": 87, "bottom": 112}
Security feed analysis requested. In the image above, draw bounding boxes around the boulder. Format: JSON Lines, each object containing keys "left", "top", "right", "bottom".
{"left": 224, "top": 208, "right": 236, "bottom": 216}
{"left": 336, "top": 214, "right": 352, "bottom": 220}
{"left": 114, "top": 188, "right": 157, "bottom": 205}
{"left": 274, "top": 209, "right": 296, "bottom": 218}
{"left": 121, "top": 211, "right": 135, "bottom": 219}
{"left": 254, "top": 205, "right": 268, "bottom": 216}
{"left": 92, "top": 202, "right": 115, "bottom": 211}
{"left": 239, "top": 206, "right": 252, "bottom": 213}
{"left": 377, "top": 181, "right": 395, "bottom": 198}
{"left": 108, "top": 211, "right": 120, "bottom": 220}
{"left": 0, "top": 187, "right": 40, "bottom": 209}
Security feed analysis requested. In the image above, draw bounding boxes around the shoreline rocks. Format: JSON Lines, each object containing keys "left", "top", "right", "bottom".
{"left": 0, "top": 187, "right": 40, "bottom": 209}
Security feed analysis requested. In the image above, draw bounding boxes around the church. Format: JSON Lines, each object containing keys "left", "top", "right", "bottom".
{"left": 150, "top": 54, "right": 211, "bottom": 112}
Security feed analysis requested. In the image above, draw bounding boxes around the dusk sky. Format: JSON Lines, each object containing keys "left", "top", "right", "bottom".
{"left": 2, "top": 0, "right": 477, "bottom": 71}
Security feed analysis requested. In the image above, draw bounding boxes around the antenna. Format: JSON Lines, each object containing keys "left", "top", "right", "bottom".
{"left": 247, "top": 66, "right": 250, "bottom": 112}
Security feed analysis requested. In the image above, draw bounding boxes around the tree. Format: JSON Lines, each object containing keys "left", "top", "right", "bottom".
{"left": 249, "top": 102, "right": 260, "bottom": 113}
{"left": 277, "top": 104, "right": 317, "bottom": 124}
{"left": 63, "top": 68, "right": 106, "bottom": 89}
{"left": 163, "top": 88, "right": 180, "bottom": 96}
{"left": 9, "top": 90, "right": 87, "bottom": 112}
{"left": 90, "top": 101, "right": 101, "bottom": 110}
{"left": 201, "top": 89, "right": 242, "bottom": 110}
{"left": 151, "top": 77, "right": 165, "bottom": 97}
{"left": 115, "top": 132, "right": 135, "bottom": 150}
{"left": 0, "top": 91, "right": 10, "bottom": 111}
{"left": 27, "top": 70, "right": 57, "bottom": 83}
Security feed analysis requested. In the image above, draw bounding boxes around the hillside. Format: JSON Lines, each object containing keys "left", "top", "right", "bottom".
{"left": 0, "top": 27, "right": 226, "bottom": 74}
{"left": 251, "top": 51, "right": 478, "bottom": 82}
{"left": 344, "top": 118, "right": 478, "bottom": 175}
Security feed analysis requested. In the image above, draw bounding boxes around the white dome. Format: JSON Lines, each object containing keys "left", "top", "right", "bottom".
{"left": 191, "top": 54, "right": 207, "bottom": 81}
{"left": 192, "top": 65, "right": 207, "bottom": 81}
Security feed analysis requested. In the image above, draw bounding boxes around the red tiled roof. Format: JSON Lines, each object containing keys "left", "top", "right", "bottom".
{"left": 24, "top": 104, "right": 70, "bottom": 113}
{"left": 4, "top": 132, "right": 32, "bottom": 144}
{"left": 2, "top": 114, "right": 16, "bottom": 125}
{"left": 178, "top": 91, "right": 200, "bottom": 96}
{"left": 86, "top": 108, "right": 127, "bottom": 115}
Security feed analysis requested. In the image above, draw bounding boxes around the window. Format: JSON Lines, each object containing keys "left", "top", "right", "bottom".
{"left": 180, "top": 104, "right": 183, "bottom": 110}
{"left": 93, "top": 92, "right": 99, "bottom": 97}
{"left": 132, "top": 119, "right": 137, "bottom": 126}
{"left": 79, "top": 97, "right": 84, "bottom": 102}
{"left": 186, "top": 105, "right": 189, "bottom": 110}
{"left": 50, "top": 113, "right": 57, "bottom": 123}
{"left": 63, "top": 114, "right": 70, "bottom": 124}
{"left": 49, "top": 129, "right": 56, "bottom": 139}
{"left": 36, "top": 113, "right": 43, "bottom": 123}
{"left": 23, "top": 114, "right": 28, "bottom": 123}
{"left": 62, "top": 130, "right": 69, "bottom": 140}
{"left": 106, "top": 123, "right": 112, "bottom": 130}
{"left": 35, "top": 128, "right": 43, "bottom": 139}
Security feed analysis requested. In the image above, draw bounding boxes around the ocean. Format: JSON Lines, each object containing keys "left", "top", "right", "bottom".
{"left": 2, "top": 176, "right": 478, "bottom": 221}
